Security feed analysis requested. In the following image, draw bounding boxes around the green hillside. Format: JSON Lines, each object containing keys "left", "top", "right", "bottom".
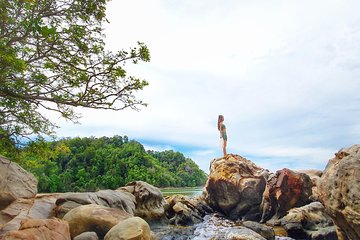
{"left": 9, "top": 136, "right": 208, "bottom": 193}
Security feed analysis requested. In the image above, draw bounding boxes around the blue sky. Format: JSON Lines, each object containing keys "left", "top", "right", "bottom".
{"left": 51, "top": 0, "right": 360, "bottom": 173}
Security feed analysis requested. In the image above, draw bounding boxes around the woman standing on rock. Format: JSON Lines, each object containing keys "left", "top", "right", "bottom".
{"left": 218, "top": 115, "right": 227, "bottom": 157}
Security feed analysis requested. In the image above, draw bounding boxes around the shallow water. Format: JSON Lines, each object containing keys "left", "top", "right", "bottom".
{"left": 161, "top": 187, "right": 204, "bottom": 198}
{"left": 157, "top": 189, "right": 295, "bottom": 239}
{"left": 152, "top": 214, "right": 295, "bottom": 240}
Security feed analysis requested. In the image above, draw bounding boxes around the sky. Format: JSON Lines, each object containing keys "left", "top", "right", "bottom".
{"left": 54, "top": 0, "right": 360, "bottom": 173}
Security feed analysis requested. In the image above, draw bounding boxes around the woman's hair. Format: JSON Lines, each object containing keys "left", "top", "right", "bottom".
{"left": 218, "top": 115, "right": 224, "bottom": 131}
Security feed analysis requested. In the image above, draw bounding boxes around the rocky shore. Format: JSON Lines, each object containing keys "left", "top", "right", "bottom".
{"left": 1, "top": 144, "right": 359, "bottom": 239}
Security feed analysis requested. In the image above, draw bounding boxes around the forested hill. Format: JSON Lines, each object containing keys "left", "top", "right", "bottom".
{"left": 13, "top": 136, "right": 208, "bottom": 193}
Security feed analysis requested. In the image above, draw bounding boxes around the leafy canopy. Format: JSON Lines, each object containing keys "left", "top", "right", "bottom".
{"left": 15, "top": 136, "right": 208, "bottom": 192}
{"left": 0, "top": 0, "right": 150, "bottom": 141}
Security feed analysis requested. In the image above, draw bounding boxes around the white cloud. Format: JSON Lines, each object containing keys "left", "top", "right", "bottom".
{"left": 52, "top": 0, "right": 360, "bottom": 173}
{"left": 143, "top": 144, "right": 174, "bottom": 152}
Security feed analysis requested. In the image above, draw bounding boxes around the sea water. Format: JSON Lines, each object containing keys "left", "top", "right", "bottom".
{"left": 152, "top": 213, "right": 294, "bottom": 239}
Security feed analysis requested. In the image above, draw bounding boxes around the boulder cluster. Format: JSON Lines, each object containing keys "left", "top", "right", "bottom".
{"left": 0, "top": 155, "right": 206, "bottom": 240}
{"left": 203, "top": 145, "right": 360, "bottom": 240}
{"left": 1, "top": 144, "right": 359, "bottom": 240}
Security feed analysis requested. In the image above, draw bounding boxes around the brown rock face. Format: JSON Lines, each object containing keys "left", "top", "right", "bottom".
{"left": 204, "top": 154, "right": 268, "bottom": 220}
{"left": 0, "top": 156, "right": 37, "bottom": 210}
{"left": 318, "top": 145, "right": 360, "bottom": 240}
{"left": 280, "top": 202, "right": 337, "bottom": 240}
{"left": 62, "top": 204, "right": 132, "bottom": 239}
{"left": 104, "top": 217, "right": 151, "bottom": 240}
{"left": 296, "top": 170, "right": 323, "bottom": 201}
{"left": 119, "top": 181, "right": 166, "bottom": 220}
{"left": 0, "top": 194, "right": 58, "bottom": 237}
{"left": 55, "top": 190, "right": 136, "bottom": 218}
{"left": 261, "top": 168, "right": 312, "bottom": 222}
{"left": 3, "top": 218, "right": 70, "bottom": 240}
{"left": 165, "top": 195, "right": 203, "bottom": 226}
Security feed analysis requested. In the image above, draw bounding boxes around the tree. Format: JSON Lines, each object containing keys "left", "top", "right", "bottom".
{"left": 0, "top": 0, "right": 150, "bottom": 143}
{"left": 14, "top": 136, "right": 208, "bottom": 192}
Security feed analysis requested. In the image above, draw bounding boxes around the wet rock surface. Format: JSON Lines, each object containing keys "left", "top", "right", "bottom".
{"left": 153, "top": 214, "right": 284, "bottom": 240}
{"left": 192, "top": 214, "right": 273, "bottom": 240}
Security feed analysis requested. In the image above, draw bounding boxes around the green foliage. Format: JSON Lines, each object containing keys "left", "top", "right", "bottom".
{"left": 0, "top": 0, "right": 150, "bottom": 143}
{"left": 14, "top": 136, "right": 208, "bottom": 192}
{"left": 148, "top": 150, "right": 208, "bottom": 187}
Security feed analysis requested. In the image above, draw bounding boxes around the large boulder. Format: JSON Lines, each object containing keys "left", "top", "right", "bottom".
{"left": 261, "top": 168, "right": 313, "bottom": 222}
{"left": 165, "top": 195, "right": 203, "bottom": 226}
{"left": 104, "top": 217, "right": 151, "bottom": 240}
{"left": 55, "top": 189, "right": 136, "bottom": 218}
{"left": 119, "top": 181, "right": 166, "bottom": 220}
{"left": 280, "top": 202, "right": 338, "bottom": 240}
{"left": 3, "top": 218, "right": 70, "bottom": 240}
{"left": 62, "top": 204, "right": 132, "bottom": 239}
{"left": 204, "top": 154, "right": 269, "bottom": 220}
{"left": 0, "top": 194, "right": 58, "bottom": 237}
{"left": 318, "top": 145, "right": 360, "bottom": 240}
{"left": 0, "top": 156, "right": 37, "bottom": 210}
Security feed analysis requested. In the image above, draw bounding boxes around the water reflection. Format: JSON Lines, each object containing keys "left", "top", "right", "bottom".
{"left": 161, "top": 187, "right": 204, "bottom": 198}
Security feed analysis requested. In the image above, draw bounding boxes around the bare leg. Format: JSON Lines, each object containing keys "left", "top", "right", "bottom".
{"left": 223, "top": 140, "right": 227, "bottom": 157}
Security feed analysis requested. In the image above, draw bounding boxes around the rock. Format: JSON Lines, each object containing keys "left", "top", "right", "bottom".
{"left": 73, "top": 231, "right": 99, "bottom": 240}
{"left": 119, "top": 181, "right": 166, "bottom": 220}
{"left": 0, "top": 198, "right": 34, "bottom": 237}
{"left": 204, "top": 154, "right": 268, "bottom": 221}
{"left": 152, "top": 223, "right": 196, "bottom": 240}
{"left": 242, "top": 221, "right": 275, "bottom": 240}
{"left": 165, "top": 195, "right": 203, "bottom": 226}
{"left": 104, "top": 216, "right": 151, "bottom": 240}
{"left": 225, "top": 226, "right": 267, "bottom": 240}
{"left": 2, "top": 218, "right": 70, "bottom": 240}
{"left": 295, "top": 169, "right": 323, "bottom": 178}
{"left": 0, "top": 156, "right": 37, "bottom": 210}
{"left": 311, "top": 227, "right": 339, "bottom": 240}
{"left": 280, "top": 202, "right": 337, "bottom": 240}
{"left": 194, "top": 213, "right": 265, "bottom": 240}
{"left": 318, "top": 145, "right": 360, "bottom": 240}
{"left": 261, "top": 168, "right": 312, "bottom": 222}
{"left": 193, "top": 195, "right": 214, "bottom": 215}
{"left": 296, "top": 170, "right": 323, "bottom": 201}
{"left": 62, "top": 203, "right": 132, "bottom": 239}
{"left": 55, "top": 189, "right": 136, "bottom": 218}
{"left": 0, "top": 194, "right": 58, "bottom": 237}
{"left": 335, "top": 226, "right": 347, "bottom": 240}
{"left": 29, "top": 194, "right": 59, "bottom": 219}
